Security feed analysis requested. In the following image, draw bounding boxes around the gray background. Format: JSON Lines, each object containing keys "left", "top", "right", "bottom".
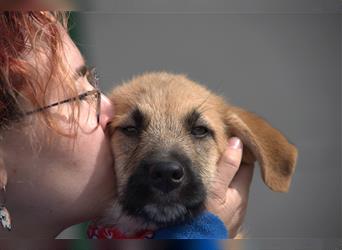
{"left": 64, "top": 1, "right": 341, "bottom": 238}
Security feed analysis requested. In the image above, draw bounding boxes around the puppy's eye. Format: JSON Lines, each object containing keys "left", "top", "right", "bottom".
{"left": 121, "top": 126, "right": 139, "bottom": 136}
{"left": 191, "top": 126, "right": 209, "bottom": 138}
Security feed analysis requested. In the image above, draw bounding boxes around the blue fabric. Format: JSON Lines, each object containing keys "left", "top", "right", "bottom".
{"left": 161, "top": 240, "right": 222, "bottom": 250}
{"left": 153, "top": 212, "right": 228, "bottom": 239}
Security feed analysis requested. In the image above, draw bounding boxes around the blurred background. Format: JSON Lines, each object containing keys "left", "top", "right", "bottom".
{"left": 57, "top": 0, "right": 341, "bottom": 240}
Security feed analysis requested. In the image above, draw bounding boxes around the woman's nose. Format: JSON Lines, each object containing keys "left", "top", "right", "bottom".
{"left": 99, "top": 94, "right": 115, "bottom": 130}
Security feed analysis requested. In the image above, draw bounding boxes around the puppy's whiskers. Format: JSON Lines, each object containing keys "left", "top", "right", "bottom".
{"left": 120, "top": 144, "right": 140, "bottom": 172}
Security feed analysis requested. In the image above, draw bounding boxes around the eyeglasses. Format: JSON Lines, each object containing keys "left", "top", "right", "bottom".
{"left": 22, "top": 67, "right": 101, "bottom": 125}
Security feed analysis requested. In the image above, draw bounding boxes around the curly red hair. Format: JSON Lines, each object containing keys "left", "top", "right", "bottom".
{"left": 0, "top": 11, "right": 80, "bottom": 135}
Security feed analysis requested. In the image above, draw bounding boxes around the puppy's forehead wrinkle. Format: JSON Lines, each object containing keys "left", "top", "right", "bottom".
{"left": 148, "top": 113, "right": 182, "bottom": 133}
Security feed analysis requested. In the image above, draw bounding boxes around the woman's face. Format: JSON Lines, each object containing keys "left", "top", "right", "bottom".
{"left": 0, "top": 29, "right": 116, "bottom": 237}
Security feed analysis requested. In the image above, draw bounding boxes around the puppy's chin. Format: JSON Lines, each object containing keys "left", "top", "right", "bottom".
{"left": 120, "top": 200, "right": 205, "bottom": 227}
{"left": 140, "top": 201, "right": 205, "bottom": 226}
{"left": 142, "top": 203, "right": 187, "bottom": 224}
{"left": 120, "top": 189, "right": 206, "bottom": 226}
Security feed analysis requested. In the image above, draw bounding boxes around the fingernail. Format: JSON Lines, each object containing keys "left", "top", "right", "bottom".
{"left": 228, "top": 137, "right": 242, "bottom": 149}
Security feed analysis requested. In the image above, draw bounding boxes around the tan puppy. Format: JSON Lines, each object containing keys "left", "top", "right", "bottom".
{"left": 101, "top": 72, "right": 297, "bottom": 237}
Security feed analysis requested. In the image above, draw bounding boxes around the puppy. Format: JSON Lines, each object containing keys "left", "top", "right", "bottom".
{"left": 89, "top": 72, "right": 297, "bottom": 239}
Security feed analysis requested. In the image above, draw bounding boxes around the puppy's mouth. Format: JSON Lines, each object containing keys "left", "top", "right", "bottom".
{"left": 118, "top": 154, "right": 206, "bottom": 226}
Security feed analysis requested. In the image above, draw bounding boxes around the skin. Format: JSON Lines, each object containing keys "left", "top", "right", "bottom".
{"left": 0, "top": 27, "right": 253, "bottom": 240}
{"left": 207, "top": 137, "right": 254, "bottom": 238}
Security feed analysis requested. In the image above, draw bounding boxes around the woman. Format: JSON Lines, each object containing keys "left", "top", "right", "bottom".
{"left": 0, "top": 11, "right": 254, "bottom": 240}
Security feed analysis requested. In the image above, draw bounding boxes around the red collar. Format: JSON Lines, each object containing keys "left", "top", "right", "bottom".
{"left": 87, "top": 224, "right": 154, "bottom": 239}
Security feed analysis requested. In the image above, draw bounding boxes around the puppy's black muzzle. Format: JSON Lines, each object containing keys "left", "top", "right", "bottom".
{"left": 120, "top": 150, "right": 206, "bottom": 225}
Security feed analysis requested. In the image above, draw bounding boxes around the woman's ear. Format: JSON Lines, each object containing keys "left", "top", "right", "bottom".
{"left": 225, "top": 106, "right": 298, "bottom": 192}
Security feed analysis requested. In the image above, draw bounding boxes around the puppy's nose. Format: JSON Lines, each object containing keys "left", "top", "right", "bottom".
{"left": 149, "top": 161, "right": 184, "bottom": 193}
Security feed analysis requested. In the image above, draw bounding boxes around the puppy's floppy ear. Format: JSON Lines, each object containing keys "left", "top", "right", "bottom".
{"left": 225, "top": 106, "right": 298, "bottom": 192}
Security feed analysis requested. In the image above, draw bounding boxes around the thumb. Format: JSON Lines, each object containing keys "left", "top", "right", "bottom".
{"left": 211, "top": 137, "right": 243, "bottom": 200}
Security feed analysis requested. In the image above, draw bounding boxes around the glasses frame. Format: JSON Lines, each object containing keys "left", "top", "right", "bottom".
{"left": 21, "top": 67, "right": 101, "bottom": 125}
{"left": 23, "top": 89, "right": 101, "bottom": 124}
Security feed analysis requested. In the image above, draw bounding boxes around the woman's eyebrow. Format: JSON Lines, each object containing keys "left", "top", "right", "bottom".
{"left": 74, "top": 64, "right": 88, "bottom": 79}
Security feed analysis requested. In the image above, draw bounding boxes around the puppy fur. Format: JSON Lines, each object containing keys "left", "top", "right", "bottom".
{"left": 101, "top": 72, "right": 298, "bottom": 237}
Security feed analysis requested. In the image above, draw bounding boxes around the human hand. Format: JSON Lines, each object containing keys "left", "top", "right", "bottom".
{"left": 207, "top": 137, "right": 254, "bottom": 238}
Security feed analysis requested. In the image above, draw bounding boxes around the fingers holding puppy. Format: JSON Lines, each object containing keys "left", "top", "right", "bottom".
{"left": 207, "top": 137, "right": 254, "bottom": 238}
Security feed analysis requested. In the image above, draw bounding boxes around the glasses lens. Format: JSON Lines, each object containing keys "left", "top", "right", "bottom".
{"left": 84, "top": 91, "right": 97, "bottom": 102}
{"left": 79, "top": 91, "right": 101, "bottom": 129}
